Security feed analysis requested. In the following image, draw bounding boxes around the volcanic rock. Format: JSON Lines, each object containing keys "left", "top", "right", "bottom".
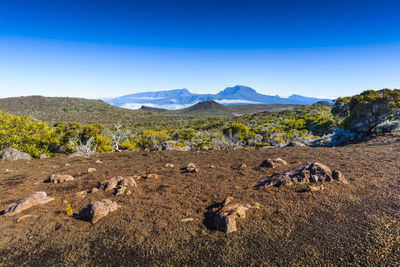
{"left": 79, "top": 199, "right": 119, "bottom": 223}
{"left": 2, "top": 192, "right": 54, "bottom": 216}
{"left": 1, "top": 148, "right": 31, "bottom": 161}
{"left": 49, "top": 174, "right": 75, "bottom": 183}
{"left": 255, "top": 162, "right": 347, "bottom": 188}
{"left": 260, "top": 158, "right": 288, "bottom": 168}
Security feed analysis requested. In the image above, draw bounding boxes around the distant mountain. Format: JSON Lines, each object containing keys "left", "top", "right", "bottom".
{"left": 105, "top": 85, "right": 334, "bottom": 110}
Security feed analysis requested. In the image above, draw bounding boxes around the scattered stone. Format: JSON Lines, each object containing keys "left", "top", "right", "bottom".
{"left": 120, "top": 176, "right": 137, "bottom": 187}
{"left": 209, "top": 164, "right": 216, "bottom": 169}
{"left": 68, "top": 152, "right": 90, "bottom": 158}
{"left": 238, "top": 163, "right": 247, "bottom": 169}
{"left": 17, "top": 214, "right": 39, "bottom": 222}
{"left": 182, "top": 163, "right": 199, "bottom": 173}
{"left": 144, "top": 174, "right": 159, "bottom": 179}
{"left": 260, "top": 158, "right": 288, "bottom": 168}
{"left": 95, "top": 159, "right": 103, "bottom": 164}
{"left": 5, "top": 169, "right": 12, "bottom": 173}
{"left": 114, "top": 185, "right": 127, "bottom": 196}
{"left": 286, "top": 141, "right": 306, "bottom": 147}
{"left": 78, "top": 199, "right": 119, "bottom": 223}
{"left": 208, "top": 197, "right": 252, "bottom": 234}
{"left": 65, "top": 163, "right": 70, "bottom": 167}
{"left": 75, "top": 191, "right": 87, "bottom": 198}
{"left": 2, "top": 192, "right": 55, "bottom": 216}
{"left": 49, "top": 174, "right": 75, "bottom": 183}
{"left": 126, "top": 190, "right": 132, "bottom": 195}
{"left": 103, "top": 176, "right": 124, "bottom": 191}
{"left": 1, "top": 148, "right": 31, "bottom": 161}
{"left": 39, "top": 154, "right": 48, "bottom": 159}
{"left": 101, "top": 176, "right": 138, "bottom": 193}
{"left": 332, "top": 170, "right": 348, "bottom": 184}
{"left": 165, "top": 163, "right": 174, "bottom": 168}
{"left": 307, "top": 184, "right": 325, "bottom": 192}
{"left": 255, "top": 162, "right": 347, "bottom": 188}
{"left": 181, "top": 217, "right": 194, "bottom": 223}
{"left": 90, "top": 187, "right": 99, "bottom": 193}
{"left": 88, "top": 168, "right": 97, "bottom": 174}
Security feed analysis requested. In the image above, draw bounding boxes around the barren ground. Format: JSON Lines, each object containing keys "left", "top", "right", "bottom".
{"left": 1, "top": 142, "right": 400, "bottom": 265}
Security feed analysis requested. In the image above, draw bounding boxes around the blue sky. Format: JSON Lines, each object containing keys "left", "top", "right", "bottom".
{"left": 0, "top": 0, "right": 399, "bottom": 99}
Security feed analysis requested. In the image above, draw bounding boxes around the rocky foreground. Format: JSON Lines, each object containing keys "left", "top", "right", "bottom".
{"left": 0, "top": 143, "right": 399, "bottom": 265}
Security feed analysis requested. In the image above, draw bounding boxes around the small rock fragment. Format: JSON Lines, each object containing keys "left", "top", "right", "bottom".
{"left": 165, "top": 163, "right": 174, "bottom": 168}
{"left": 126, "top": 190, "right": 132, "bottom": 195}
{"left": 144, "top": 174, "right": 159, "bottom": 179}
{"left": 103, "top": 176, "right": 124, "bottom": 191}
{"left": 114, "top": 186, "right": 127, "bottom": 196}
{"left": 65, "top": 163, "right": 70, "bottom": 167}
{"left": 90, "top": 187, "right": 99, "bottom": 193}
{"left": 181, "top": 217, "right": 194, "bottom": 223}
{"left": 95, "top": 159, "right": 103, "bottom": 164}
{"left": 88, "top": 168, "right": 97, "bottom": 174}
{"left": 307, "top": 184, "right": 324, "bottom": 192}
{"left": 182, "top": 163, "right": 199, "bottom": 173}
{"left": 75, "top": 190, "right": 87, "bottom": 198}
{"left": 121, "top": 176, "right": 137, "bottom": 187}
{"left": 49, "top": 174, "right": 75, "bottom": 183}
{"left": 39, "top": 154, "right": 48, "bottom": 159}
{"left": 260, "top": 158, "right": 288, "bottom": 168}
{"left": 209, "top": 164, "right": 216, "bottom": 169}
{"left": 238, "top": 163, "right": 247, "bottom": 169}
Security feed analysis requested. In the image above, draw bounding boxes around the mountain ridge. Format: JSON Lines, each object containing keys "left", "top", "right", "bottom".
{"left": 105, "top": 85, "right": 333, "bottom": 109}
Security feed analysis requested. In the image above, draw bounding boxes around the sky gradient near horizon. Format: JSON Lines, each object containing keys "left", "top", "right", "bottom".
{"left": 0, "top": 0, "right": 399, "bottom": 99}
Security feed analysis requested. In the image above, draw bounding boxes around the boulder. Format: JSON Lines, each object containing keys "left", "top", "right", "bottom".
{"left": 1, "top": 148, "right": 31, "bottom": 161}
{"left": 49, "top": 174, "right": 75, "bottom": 183}
{"left": 260, "top": 158, "right": 288, "bottom": 168}
{"left": 2, "top": 192, "right": 55, "bottom": 216}
{"left": 79, "top": 199, "right": 119, "bottom": 223}
{"left": 255, "top": 162, "right": 347, "bottom": 188}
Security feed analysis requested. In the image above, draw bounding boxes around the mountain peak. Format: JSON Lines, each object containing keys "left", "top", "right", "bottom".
{"left": 217, "top": 85, "right": 258, "bottom": 97}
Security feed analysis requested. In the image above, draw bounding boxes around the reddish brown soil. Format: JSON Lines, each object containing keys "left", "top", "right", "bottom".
{"left": 1, "top": 143, "right": 400, "bottom": 265}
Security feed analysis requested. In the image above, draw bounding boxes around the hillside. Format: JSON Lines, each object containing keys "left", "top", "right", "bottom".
{"left": 0, "top": 96, "right": 143, "bottom": 124}
{"left": 1, "top": 144, "right": 399, "bottom": 265}
{"left": 173, "top": 100, "right": 233, "bottom": 115}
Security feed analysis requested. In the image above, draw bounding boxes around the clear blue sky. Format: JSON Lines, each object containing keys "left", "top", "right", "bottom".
{"left": 0, "top": 0, "right": 399, "bottom": 99}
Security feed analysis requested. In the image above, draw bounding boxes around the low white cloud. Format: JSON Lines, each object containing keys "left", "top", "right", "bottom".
{"left": 122, "top": 102, "right": 195, "bottom": 110}
{"left": 126, "top": 96, "right": 165, "bottom": 100}
{"left": 215, "top": 99, "right": 262, "bottom": 104}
